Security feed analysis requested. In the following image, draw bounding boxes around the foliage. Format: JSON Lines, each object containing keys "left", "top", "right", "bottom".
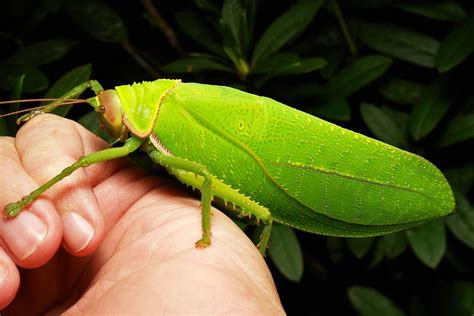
{"left": 0, "top": 0, "right": 473, "bottom": 314}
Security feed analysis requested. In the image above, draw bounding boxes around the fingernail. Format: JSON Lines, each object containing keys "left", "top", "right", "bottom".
{"left": 62, "top": 212, "right": 94, "bottom": 253}
{"left": 3, "top": 212, "right": 47, "bottom": 260}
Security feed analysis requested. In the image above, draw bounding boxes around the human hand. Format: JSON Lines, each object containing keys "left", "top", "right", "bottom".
{"left": 0, "top": 114, "right": 284, "bottom": 314}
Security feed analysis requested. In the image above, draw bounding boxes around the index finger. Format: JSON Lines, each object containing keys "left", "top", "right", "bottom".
{"left": 13, "top": 114, "right": 125, "bottom": 256}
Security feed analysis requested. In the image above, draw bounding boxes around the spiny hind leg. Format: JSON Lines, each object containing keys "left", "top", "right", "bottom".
{"left": 148, "top": 151, "right": 213, "bottom": 248}
{"left": 148, "top": 150, "right": 273, "bottom": 255}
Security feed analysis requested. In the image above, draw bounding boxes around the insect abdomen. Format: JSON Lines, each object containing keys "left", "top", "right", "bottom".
{"left": 154, "top": 82, "right": 455, "bottom": 236}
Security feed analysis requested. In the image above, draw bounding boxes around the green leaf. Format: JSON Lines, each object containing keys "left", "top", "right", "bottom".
{"left": 309, "top": 97, "right": 351, "bottom": 121}
{"left": 348, "top": 286, "right": 406, "bottom": 316}
{"left": 406, "top": 219, "right": 446, "bottom": 269}
{"left": 379, "top": 78, "right": 425, "bottom": 105}
{"left": 6, "top": 40, "right": 76, "bottom": 66}
{"left": 176, "top": 11, "right": 224, "bottom": 56}
{"left": 409, "top": 80, "right": 451, "bottom": 141}
{"left": 326, "top": 55, "right": 393, "bottom": 97}
{"left": 327, "top": 237, "right": 344, "bottom": 263}
{"left": 276, "top": 57, "right": 327, "bottom": 75}
{"left": 444, "top": 164, "right": 474, "bottom": 194}
{"left": 395, "top": 1, "right": 466, "bottom": 22}
{"left": 42, "top": 64, "right": 92, "bottom": 116}
{"left": 436, "top": 14, "right": 474, "bottom": 73}
{"left": 312, "top": 27, "right": 345, "bottom": 80}
{"left": 436, "top": 280, "right": 474, "bottom": 315}
{"left": 346, "top": 237, "right": 374, "bottom": 259}
{"left": 360, "top": 103, "right": 408, "bottom": 147}
{"left": 252, "top": 53, "right": 326, "bottom": 75}
{"left": 379, "top": 231, "right": 408, "bottom": 259}
{"left": 446, "top": 193, "right": 474, "bottom": 250}
{"left": 0, "top": 64, "right": 49, "bottom": 93}
{"left": 162, "top": 57, "right": 233, "bottom": 73}
{"left": 252, "top": 0, "right": 324, "bottom": 66}
{"left": 194, "top": 0, "right": 219, "bottom": 13}
{"left": 221, "top": 0, "right": 251, "bottom": 56}
{"left": 437, "top": 113, "right": 474, "bottom": 147}
{"left": 65, "top": 0, "right": 127, "bottom": 43}
{"left": 268, "top": 225, "right": 303, "bottom": 282}
{"left": 355, "top": 22, "right": 440, "bottom": 68}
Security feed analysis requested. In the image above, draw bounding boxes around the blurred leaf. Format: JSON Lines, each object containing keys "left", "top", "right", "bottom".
{"left": 221, "top": 0, "right": 251, "bottom": 56}
{"left": 360, "top": 102, "right": 408, "bottom": 147}
{"left": 312, "top": 27, "right": 345, "bottom": 79}
{"left": 28, "top": 0, "right": 62, "bottom": 27}
{"left": 252, "top": 53, "right": 326, "bottom": 75}
{"left": 268, "top": 225, "right": 303, "bottom": 282}
{"left": 407, "top": 219, "right": 446, "bottom": 269}
{"left": 42, "top": 64, "right": 92, "bottom": 117}
{"left": 446, "top": 193, "right": 474, "bottom": 250}
{"left": 346, "top": 237, "right": 374, "bottom": 259}
{"left": 176, "top": 11, "right": 224, "bottom": 56}
{"left": 437, "top": 112, "right": 474, "bottom": 147}
{"left": 327, "top": 237, "right": 344, "bottom": 262}
{"left": 251, "top": 52, "right": 299, "bottom": 74}
{"left": 309, "top": 97, "right": 351, "bottom": 121}
{"left": 326, "top": 55, "right": 393, "bottom": 97}
{"left": 252, "top": 0, "right": 324, "bottom": 66}
{"left": 194, "top": 0, "right": 219, "bottom": 13}
{"left": 65, "top": 0, "right": 127, "bottom": 43}
{"left": 436, "top": 13, "right": 474, "bottom": 73}
{"left": 444, "top": 164, "right": 474, "bottom": 194}
{"left": 409, "top": 80, "right": 451, "bottom": 141}
{"left": 0, "top": 64, "right": 49, "bottom": 93}
{"left": 162, "top": 56, "right": 233, "bottom": 73}
{"left": 355, "top": 22, "right": 440, "bottom": 67}
{"left": 395, "top": 1, "right": 466, "bottom": 22}
{"left": 6, "top": 40, "right": 75, "bottom": 66}
{"left": 276, "top": 57, "right": 327, "bottom": 75}
{"left": 348, "top": 286, "right": 406, "bottom": 316}
{"left": 379, "top": 231, "right": 408, "bottom": 259}
{"left": 379, "top": 78, "right": 425, "bottom": 105}
{"left": 438, "top": 280, "right": 474, "bottom": 316}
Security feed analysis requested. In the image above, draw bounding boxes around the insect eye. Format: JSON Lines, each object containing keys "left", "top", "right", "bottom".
{"left": 98, "top": 105, "right": 106, "bottom": 113}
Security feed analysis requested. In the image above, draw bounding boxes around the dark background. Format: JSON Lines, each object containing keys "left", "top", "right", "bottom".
{"left": 1, "top": 1, "right": 473, "bottom": 315}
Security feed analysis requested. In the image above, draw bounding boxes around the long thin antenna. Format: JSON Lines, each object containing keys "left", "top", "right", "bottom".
{"left": 0, "top": 98, "right": 85, "bottom": 105}
{"left": 0, "top": 100, "right": 89, "bottom": 118}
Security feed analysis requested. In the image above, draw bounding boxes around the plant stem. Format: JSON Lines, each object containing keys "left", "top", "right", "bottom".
{"left": 330, "top": 0, "right": 357, "bottom": 57}
{"left": 121, "top": 40, "right": 161, "bottom": 78}
{"left": 142, "top": 0, "right": 184, "bottom": 55}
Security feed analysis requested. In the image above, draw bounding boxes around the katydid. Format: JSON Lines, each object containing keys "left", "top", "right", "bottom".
{"left": 2, "top": 79, "right": 455, "bottom": 254}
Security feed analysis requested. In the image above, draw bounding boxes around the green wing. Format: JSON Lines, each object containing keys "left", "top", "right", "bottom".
{"left": 155, "top": 82, "right": 455, "bottom": 237}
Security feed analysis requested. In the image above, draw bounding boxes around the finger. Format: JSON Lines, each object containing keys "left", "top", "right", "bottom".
{"left": 92, "top": 166, "right": 167, "bottom": 233}
{"left": 14, "top": 114, "right": 115, "bottom": 256}
{"left": 0, "top": 247, "right": 20, "bottom": 309}
{"left": 0, "top": 137, "right": 62, "bottom": 268}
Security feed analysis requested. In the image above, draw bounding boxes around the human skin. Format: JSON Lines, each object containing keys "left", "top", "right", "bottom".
{"left": 0, "top": 114, "right": 285, "bottom": 315}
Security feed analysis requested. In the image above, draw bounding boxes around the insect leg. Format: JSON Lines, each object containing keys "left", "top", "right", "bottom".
{"left": 148, "top": 150, "right": 273, "bottom": 255}
{"left": 4, "top": 137, "right": 143, "bottom": 218}
{"left": 148, "top": 151, "right": 213, "bottom": 248}
{"left": 18, "top": 80, "right": 105, "bottom": 123}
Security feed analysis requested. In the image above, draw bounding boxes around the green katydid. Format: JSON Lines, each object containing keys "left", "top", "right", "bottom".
{"left": 2, "top": 79, "right": 455, "bottom": 254}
